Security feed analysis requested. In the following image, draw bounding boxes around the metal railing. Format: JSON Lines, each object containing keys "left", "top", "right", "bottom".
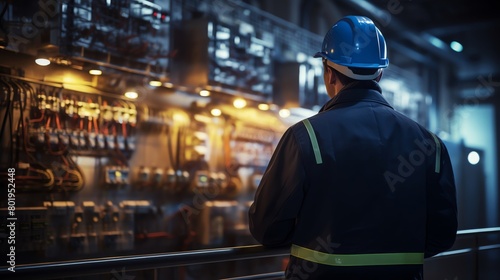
{"left": 1, "top": 227, "right": 499, "bottom": 280}
{"left": 1, "top": 244, "right": 289, "bottom": 280}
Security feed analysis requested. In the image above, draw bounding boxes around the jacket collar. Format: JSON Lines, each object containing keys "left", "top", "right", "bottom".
{"left": 319, "top": 80, "right": 393, "bottom": 112}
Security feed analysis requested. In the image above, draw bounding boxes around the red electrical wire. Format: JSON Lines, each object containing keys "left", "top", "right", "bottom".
{"left": 55, "top": 113, "right": 62, "bottom": 130}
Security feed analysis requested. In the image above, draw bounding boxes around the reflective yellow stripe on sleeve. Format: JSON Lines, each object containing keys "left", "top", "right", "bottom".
{"left": 430, "top": 133, "right": 441, "bottom": 173}
{"left": 302, "top": 119, "right": 323, "bottom": 164}
{"left": 291, "top": 244, "right": 424, "bottom": 266}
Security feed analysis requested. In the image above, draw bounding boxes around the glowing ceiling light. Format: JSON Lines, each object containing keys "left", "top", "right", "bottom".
{"left": 211, "top": 108, "right": 222, "bottom": 116}
{"left": 149, "top": 80, "right": 162, "bottom": 87}
{"left": 296, "top": 52, "right": 307, "bottom": 63}
{"left": 88, "top": 69, "right": 102, "bottom": 75}
{"left": 35, "top": 58, "right": 51, "bottom": 66}
{"left": 233, "top": 98, "right": 247, "bottom": 109}
{"left": 124, "top": 91, "right": 139, "bottom": 99}
{"left": 427, "top": 35, "right": 446, "bottom": 49}
{"left": 467, "top": 151, "right": 480, "bottom": 165}
{"left": 450, "top": 41, "right": 463, "bottom": 53}
{"left": 164, "top": 82, "right": 174, "bottom": 88}
{"left": 200, "top": 89, "right": 210, "bottom": 97}
{"left": 258, "top": 103, "right": 270, "bottom": 111}
{"left": 279, "top": 108, "right": 291, "bottom": 118}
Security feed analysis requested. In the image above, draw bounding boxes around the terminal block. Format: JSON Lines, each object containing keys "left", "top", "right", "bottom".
{"left": 96, "top": 133, "right": 106, "bottom": 149}
{"left": 116, "top": 135, "right": 126, "bottom": 151}
{"left": 152, "top": 167, "right": 164, "bottom": 186}
{"left": 106, "top": 135, "right": 116, "bottom": 150}
{"left": 104, "top": 166, "right": 130, "bottom": 186}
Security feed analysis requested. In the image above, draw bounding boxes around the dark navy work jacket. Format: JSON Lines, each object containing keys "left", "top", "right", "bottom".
{"left": 249, "top": 81, "right": 458, "bottom": 280}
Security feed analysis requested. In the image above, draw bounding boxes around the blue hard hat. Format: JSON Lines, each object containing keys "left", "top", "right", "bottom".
{"left": 314, "top": 16, "right": 389, "bottom": 79}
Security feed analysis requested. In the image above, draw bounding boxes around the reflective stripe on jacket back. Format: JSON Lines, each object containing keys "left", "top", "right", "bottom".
{"left": 291, "top": 244, "right": 424, "bottom": 267}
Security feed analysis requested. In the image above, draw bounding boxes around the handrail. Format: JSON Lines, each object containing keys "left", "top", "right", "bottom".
{"left": 456, "top": 227, "right": 500, "bottom": 235}
{"left": 221, "top": 271, "right": 285, "bottom": 280}
{"left": 1, "top": 227, "right": 499, "bottom": 279}
{"left": 1, "top": 245, "right": 290, "bottom": 280}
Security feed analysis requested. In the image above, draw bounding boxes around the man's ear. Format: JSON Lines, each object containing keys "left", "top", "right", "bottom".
{"left": 374, "top": 70, "right": 383, "bottom": 82}
{"left": 328, "top": 67, "right": 337, "bottom": 85}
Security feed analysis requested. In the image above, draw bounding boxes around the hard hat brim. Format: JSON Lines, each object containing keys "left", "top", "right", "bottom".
{"left": 313, "top": 52, "right": 326, "bottom": 58}
{"left": 314, "top": 51, "right": 389, "bottom": 69}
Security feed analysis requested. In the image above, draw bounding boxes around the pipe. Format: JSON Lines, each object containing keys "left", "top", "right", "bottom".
{"left": 338, "top": 0, "right": 466, "bottom": 66}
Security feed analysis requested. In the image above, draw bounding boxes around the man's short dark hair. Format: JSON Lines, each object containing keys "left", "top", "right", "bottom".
{"left": 323, "top": 61, "right": 380, "bottom": 85}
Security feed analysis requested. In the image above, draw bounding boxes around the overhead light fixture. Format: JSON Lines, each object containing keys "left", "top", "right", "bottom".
{"left": 210, "top": 108, "right": 222, "bottom": 116}
{"left": 164, "top": 82, "right": 174, "bottom": 88}
{"left": 124, "top": 91, "right": 139, "bottom": 99}
{"left": 149, "top": 80, "right": 162, "bottom": 87}
{"left": 450, "top": 41, "right": 463, "bottom": 53}
{"left": 35, "top": 45, "right": 58, "bottom": 66}
{"left": 279, "top": 108, "right": 291, "bottom": 118}
{"left": 425, "top": 35, "right": 447, "bottom": 50}
{"left": 88, "top": 68, "right": 103, "bottom": 75}
{"left": 296, "top": 52, "right": 307, "bottom": 63}
{"left": 35, "top": 57, "right": 51, "bottom": 66}
{"left": 258, "top": 103, "right": 270, "bottom": 111}
{"left": 233, "top": 98, "right": 247, "bottom": 109}
{"left": 467, "top": 151, "right": 480, "bottom": 165}
{"left": 200, "top": 89, "right": 210, "bottom": 97}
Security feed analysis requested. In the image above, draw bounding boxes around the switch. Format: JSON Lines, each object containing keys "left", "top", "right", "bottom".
{"left": 106, "top": 135, "right": 116, "bottom": 150}
{"left": 59, "top": 130, "right": 70, "bottom": 146}
{"left": 78, "top": 131, "right": 88, "bottom": 149}
{"left": 48, "top": 130, "right": 59, "bottom": 145}
{"left": 97, "top": 134, "right": 106, "bottom": 149}
{"left": 70, "top": 131, "right": 80, "bottom": 148}
{"left": 105, "top": 166, "right": 117, "bottom": 184}
{"left": 126, "top": 136, "right": 136, "bottom": 151}
{"left": 153, "top": 167, "right": 163, "bottom": 185}
{"left": 88, "top": 132, "right": 97, "bottom": 149}
{"left": 138, "top": 166, "right": 151, "bottom": 183}
{"left": 116, "top": 135, "right": 126, "bottom": 150}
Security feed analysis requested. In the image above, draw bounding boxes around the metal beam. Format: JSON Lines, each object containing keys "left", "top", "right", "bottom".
{"left": 424, "top": 18, "right": 500, "bottom": 36}
{"left": 337, "top": 0, "right": 466, "bottom": 67}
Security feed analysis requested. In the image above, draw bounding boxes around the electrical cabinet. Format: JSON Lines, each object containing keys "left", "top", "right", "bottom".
{"left": 171, "top": 18, "right": 274, "bottom": 98}
{"left": 273, "top": 61, "right": 327, "bottom": 109}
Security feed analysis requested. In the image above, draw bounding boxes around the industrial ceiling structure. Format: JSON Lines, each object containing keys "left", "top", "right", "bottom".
{"left": 255, "top": 0, "right": 500, "bottom": 100}
{"left": 353, "top": 0, "right": 500, "bottom": 95}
